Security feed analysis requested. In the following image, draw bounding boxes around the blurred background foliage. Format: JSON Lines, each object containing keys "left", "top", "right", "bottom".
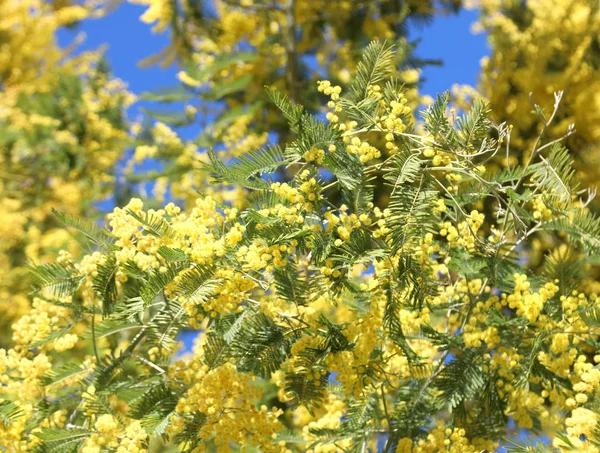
{"left": 0, "top": 0, "right": 132, "bottom": 343}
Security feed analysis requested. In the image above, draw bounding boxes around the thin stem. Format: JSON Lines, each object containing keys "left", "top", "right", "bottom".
{"left": 132, "top": 353, "right": 166, "bottom": 374}
{"left": 90, "top": 302, "right": 100, "bottom": 363}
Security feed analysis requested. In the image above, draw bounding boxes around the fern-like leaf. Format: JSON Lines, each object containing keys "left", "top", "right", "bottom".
{"left": 127, "top": 210, "right": 176, "bottom": 238}
{"left": 266, "top": 86, "right": 305, "bottom": 133}
{"left": 32, "top": 428, "right": 91, "bottom": 453}
{"left": 530, "top": 143, "right": 575, "bottom": 202}
{"left": 349, "top": 40, "right": 394, "bottom": 103}
{"left": 0, "top": 400, "right": 24, "bottom": 428}
{"left": 176, "top": 265, "right": 218, "bottom": 307}
{"left": 40, "top": 363, "right": 90, "bottom": 387}
{"left": 29, "top": 262, "right": 83, "bottom": 298}
{"left": 52, "top": 209, "right": 115, "bottom": 250}
{"left": 92, "top": 254, "right": 118, "bottom": 316}
{"left": 544, "top": 210, "right": 600, "bottom": 255}
{"left": 206, "top": 146, "right": 288, "bottom": 189}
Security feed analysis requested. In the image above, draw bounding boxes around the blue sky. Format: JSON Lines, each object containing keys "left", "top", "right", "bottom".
{"left": 58, "top": 4, "right": 488, "bottom": 119}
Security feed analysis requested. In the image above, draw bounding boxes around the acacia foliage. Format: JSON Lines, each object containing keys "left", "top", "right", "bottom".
{"left": 2, "top": 43, "right": 600, "bottom": 453}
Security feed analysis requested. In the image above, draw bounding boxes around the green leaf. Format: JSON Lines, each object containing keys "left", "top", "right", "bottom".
{"left": 184, "top": 52, "right": 257, "bottom": 83}
{"left": 579, "top": 305, "right": 600, "bottom": 327}
{"left": 52, "top": 209, "right": 115, "bottom": 249}
{"left": 542, "top": 246, "right": 585, "bottom": 298}
{"left": 29, "top": 262, "right": 83, "bottom": 298}
{"left": 455, "top": 97, "right": 492, "bottom": 150}
{"left": 386, "top": 179, "right": 437, "bottom": 253}
{"left": 422, "top": 92, "right": 459, "bottom": 149}
{"left": 284, "top": 347, "right": 329, "bottom": 410}
{"left": 383, "top": 146, "right": 422, "bottom": 187}
{"left": 139, "top": 107, "right": 192, "bottom": 127}
{"left": 266, "top": 87, "right": 305, "bottom": 133}
{"left": 85, "top": 319, "right": 142, "bottom": 339}
{"left": 436, "top": 350, "right": 485, "bottom": 411}
{"left": 448, "top": 248, "right": 487, "bottom": 278}
{"left": 203, "top": 333, "right": 230, "bottom": 369}
{"left": 349, "top": 40, "right": 394, "bottom": 103}
{"left": 529, "top": 143, "right": 576, "bottom": 202}
{"left": 92, "top": 254, "right": 118, "bottom": 316}
{"left": 229, "top": 310, "right": 292, "bottom": 377}
{"left": 0, "top": 400, "right": 24, "bottom": 428}
{"left": 40, "top": 363, "right": 90, "bottom": 386}
{"left": 157, "top": 246, "right": 190, "bottom": 264}
{"left": 27, "top": 320, "right": 79, "bottom": 349}
{"left": 140, "top": 263, "right": 188, "bottom": 305}
{"left": 322, "top": 147, "right": 363, "bottom": 191}
{"left": 205, "top": 146, "right": 289, "bottom": 189}
{"left": 146, "top": 299, "right": 188, "bottom": 349}
{"left": 32, "top": 428, "right": 91, "bottom": 453}
{"left": 127, "top": 209, "right": 176, "bottom": 238}
{"left": 176, "top": 265, "right": 218, "bottom": 307}
{"left": 203, "top": 74, "right": 253, "bottom": 100}
{"left": 338, "top": 395, "right": 377, "bottom": 434}
{"left": 138, "top": 85, "right": 193, "bottom": 102}
{"left": 544, "top": 210, "right": 600, "bottom": 255}
{"left": 129, "top": 383, "right": 177, "bottom": 419}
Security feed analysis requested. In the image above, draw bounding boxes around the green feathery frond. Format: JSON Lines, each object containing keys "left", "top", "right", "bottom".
{"left": 127, "top": 209, "right": 177, "bottom": 238}
{"left": 157, "top": 246, "right": 190, "bottom": 264}
{"left": 266, "top": 87, "right": 305, "bottom": 133}
{"left": 529, "top": 143, "right": 576, "bottom": 202}
{"left": 422, "top": 92, "right": 458, "bottom": 149}
{"left": 174, "top": 413, "right": 208, "bottom": 452}
{"left": 285, "top": 347, "right": 330, "bottom": 411}
{"left": 273, "top": 261, "right": 309, "bottom": 306}
{"left": 579, "top": 305, "right": 600, "bottom": 328}
{"left": 27, "top": 319, "right": 80, "bottom": 349}
{"left": 338, "top": 395, "right": 378, "bottom": 434}
{"left": 383, "top": 146, "right": 422, "bottom": 188}
{"left": 542, "top": 246, "right": 585, "bottom": 298}
{"left": 140, "top": 262, "right": 190, "bottom": 305}
{"left": 503, "top": 437, "right": 561, "bottom": 453}
{"left": 386, "top": 180, "right": 437, "bottom": 253}
{"left": 230, "top": 310, "right": 292, "bottom": 377}
{"left": 349, "top": 40, "right": 394, "bottom": 103}
{"left": 203, "top": 332, "right": 230, "bottom": 369}
{"left": 543, "top": 210, "right": 600, "bottom": 255}
{"left": 175, "top": 265, "right": 218, "bottom": 307}
{"left": 0, "top": 400, "right": 24, "bottom": 428}
{"left": 342, "top": 172, "right": 376, "bottom": 214}
{"left": 52, "top": 208, "right": 115, "bottom": 250}
{"left": 205, "top": 146, "right": 288, "bottom": 189}
{"left": 455, "top": 97, "right": 493, "bottom": 151}
{"left": 32, "top": 429, "right": 91, "bottom": 453}
{"left": 29, "top": 262, "right": 83, "bottom": 298}
{"left": 322, "top": 147, "right": 364, "bottom": 191}
{"left": 129, "top": 383, "right": 178, "bottom": 420}
{"left": 435, "top": 349, "right": 486, "bottom": 411}
{"left": 146, "top": 299, "right": 188, "bottom": 349}
{"left": 40, "top": 362, "right": 90, "bottom": 387}
{"left": 84, "top": 318, "right": 142, "bottom": 339}
{"left": 92, "top": 254, "right": 118, "bottom": 316}
{"left": 292, "top": 115, "right": 342, "bottom": 159}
